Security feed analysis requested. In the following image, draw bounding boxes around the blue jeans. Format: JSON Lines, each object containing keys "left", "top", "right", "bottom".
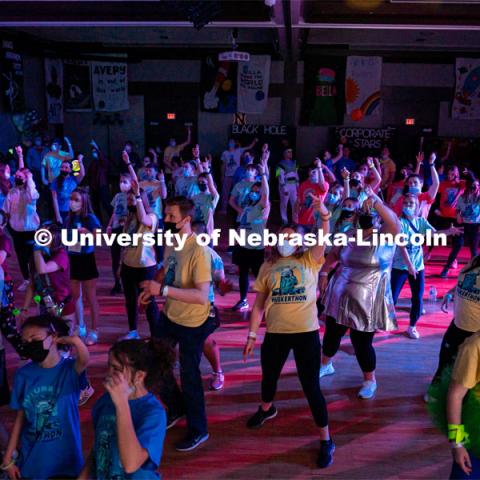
{"left": 156, "top": 312, "right": 216, "bottom": 437}
{"left": 391, "top": 268, "right": 425, "bottom": 327}
{"left": 450, "top": 451, "right": 480, "bottom": 479}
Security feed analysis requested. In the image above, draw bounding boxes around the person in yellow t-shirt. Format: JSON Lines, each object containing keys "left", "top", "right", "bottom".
{"left": 446, "top": 332, "right": 480, "bottom": 478}
{"left": 242, "top": 195, "right": 335, "bottom": 469}
{"left": 139, "top": 196, "right": 213, "bottom": 453}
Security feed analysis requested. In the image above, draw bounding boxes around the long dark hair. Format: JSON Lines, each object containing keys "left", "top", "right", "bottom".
{"left": 110, "top": 339, "right": 175, "bottom": 391}
{"left": 21, "top": 314, "right": 70, "bottom": 351}
{"left": 66, "top": 187, "right": 94, "bottom": 226}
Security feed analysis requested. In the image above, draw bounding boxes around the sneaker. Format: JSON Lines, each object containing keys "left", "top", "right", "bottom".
{"left": 166, "top": 412, "right": 185, "bottom": 430}
{"left": 440, "top": 267, "right": 449, "bottom": 279}
{"left": 85, "top": 330, "right": 99, "bottom": 346}
{"left": 17, "top": 279, "right": 30, "bottom": 292}
{"left": 209, "top": 371, "right": 225, "bottom": 391}
{"left": 246, "top": 405, "right": 278, "bottom": 429}
{"left": 110, "top": 282, "right": 123, "bottom": 295}
{"left": 317, "top": 439, "right": 335, "bottom": 469}
{"left": 120, "top": 330, "right": 140, "bottom": 340}
{"left": 358, "top": 380, "right": 377, "bottom": 399}
{"left": 452, "top": 259, "right": 458, "bottom": 269}
{"left": 78, "top": 385, "right": 95, "bottom": 406}
{"left": 406, "top": 326, "right": 420, "bottom": 340}
{"left": 232, "top": 299, "right": 249, "bottom": 312}
{"left": 74, "top": 324, "right": 87, "bottom": 339}
{"left": 175, "top": 432, "right": 209, "bottom": 452}
{"left": 423, "top": 392, "right": 431, "bottom": 403}
{"left": 421, "top": 308, "right": 426, "bottom": 315}
{"left": 320, "top": 362, "right": 335, "bottom": 378}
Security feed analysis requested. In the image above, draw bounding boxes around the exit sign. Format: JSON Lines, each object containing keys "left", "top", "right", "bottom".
{"left": 405, "top": 118, "right": 415, "bottom": 126}
{"left": 167, "top": 113, "right": 176, "bottom": 120}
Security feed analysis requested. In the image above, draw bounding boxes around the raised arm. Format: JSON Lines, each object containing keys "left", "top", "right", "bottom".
{"left": 178, "top": 126, "right": 192, "bottom": 150}
{"left": 15, "top": 145, "right": 25, "bottom": 169}
{"left": 367, "top": 157, "right": 382, "bottom": 192}
{"left": 64, "top": 136, "right": 74, "bottom": 159}
{"left": 132, "top": 180, "right": 153, "bottom": 228}
{"left": 315, "top": 158, "right": 328, "bottom": 194}
{"left": 331, "top": 144, "right": 344, "bottom": 165}
{"left": 364, "top": 186, "right": 401, "bottom": 236}
{"left": 76, "top": 154, "right": 85, "bottom": 183}
{"left": 309, "top": 194, "right": 330, "bottom": 262}
{"left": 414, "top": 152, "right": 424, "bottom": 175}
{"left": 428, "top": 153, "right": 440, "bottom": 200}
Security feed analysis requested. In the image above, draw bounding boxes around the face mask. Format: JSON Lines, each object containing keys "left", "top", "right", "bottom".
{"left": 198, "top": 183, "right": 208, "bottom": 192}
{"left": 358, "top": 214, "right": 374, "bottom": 230}
{"left": 35, "top": 140, "right": 42, "bottom": 147}
{"left": 183, "top": 168, "right": 192, "bottom": 177}
{"left": 340, "top": 208, "right": 355, "bottom": 219}
{"left": 163, "top": 221, "right": 180, "bottom": 235}
{"left": 128, "top": 205, "right": 137, "bottom": 213}
{"left": 408, "top": 186, "right": 421, "bottom": 195}
{"left": 92, "top": 151, "right": 98, "bottom": 159}
{"left": 23, "top": 337, "right": 51, "bottom": 363}
{"left": 310, "top": 174, "right": 319, "bottom": 184}
{"left": 14, "top": 177, "right": 24, "bottom": 186}
{"left": 169, "top": 140, "right": 176, "bottom": 147}
{"left": 350, "top": 178, "right": 360, "bottom": 188}
{"left": 228, "top": 141, "right": 235, "bottom": 149}
{"left": 120, "top": 182, "right": 131, "bottom": 193}
{"left": 70, "top": 200, "right": 81, "bottom": 213}
{"left": 51, "top": 144, "right": 59, "bottom": 152}
{"left": 402, "top": 206, "right": 415, "bottom": 217}
{"left": 248, "top": 191, "right": 260, "bottom": 203}
{"left": 60, "top": 171, "right": 69, "bottom": 177}
{"left": 325, "top": 193, "right": 339, "bottom": 205}
{"left": 278, "top": 240, "right": 297, "bottom": 258}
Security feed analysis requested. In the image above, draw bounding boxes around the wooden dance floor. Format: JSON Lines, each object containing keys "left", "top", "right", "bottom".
{"left": 3, "top": 242, "right": 464, "bottom": 479}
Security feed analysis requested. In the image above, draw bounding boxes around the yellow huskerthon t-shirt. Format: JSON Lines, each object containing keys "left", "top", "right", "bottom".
{"left": 253, "top": 249, "right": 323, "bottom": 334}
{"left": 163, "top": 234, "right": 211, "bottom": 328}
{"left": 451, "top": 331, "right": 480, "bottom": 389}
{"left": 454, "top": 265, "right": 480, "bottom": 333}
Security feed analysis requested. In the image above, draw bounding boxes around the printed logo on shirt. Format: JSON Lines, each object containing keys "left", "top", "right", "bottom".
{"left": 271, "top": 265, "right": 307, "bottom": 304}
{"left": 95, "top": 414, "right": 123, "bottom": 478}
{"left": 23, "top": 387, "right": 62, "bottom": 442}
{"left": 164, "top": 255, "right": 178, "bottom": 286}
{"left": 457, "top": 270, "right": 480, "bottom": 303}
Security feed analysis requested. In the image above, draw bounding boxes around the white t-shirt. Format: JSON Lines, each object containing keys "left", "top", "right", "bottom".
{"left": 122, "top": 213, "right": 158, "bottom": 268}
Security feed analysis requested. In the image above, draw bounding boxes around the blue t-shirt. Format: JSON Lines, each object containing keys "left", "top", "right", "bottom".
{"left": 334, "top": 157, "right": 356, "bottom": 183}
{"left": 111, "top": 192, "right": 128, "bottom": 229}
{"left": 51, "top": 176, "right": 79, "bottom": 213}
{"left": 66, "top": 213, "right": 101, "bottom": 255}
{"left": 10, "top": 358, "right": 83, "bottom": 479}
{"left": 92, "top": 392, "right": 166, "bottom": 479}
{"left": 392, "top": 216, "right": 433, "bottom": 272}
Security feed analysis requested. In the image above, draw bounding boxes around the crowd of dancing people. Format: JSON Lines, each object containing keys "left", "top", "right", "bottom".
{"left": 0, "top": 129, "right": 479, "bottom": 478}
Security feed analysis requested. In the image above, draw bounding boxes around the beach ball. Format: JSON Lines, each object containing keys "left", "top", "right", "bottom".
{"left": 351, "top": 109, "right": 364, "bottom": 121}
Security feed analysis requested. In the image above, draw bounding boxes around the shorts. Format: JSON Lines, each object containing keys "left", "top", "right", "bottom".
{"left": 69, "top": 252, "right": 99, "bottom": 281}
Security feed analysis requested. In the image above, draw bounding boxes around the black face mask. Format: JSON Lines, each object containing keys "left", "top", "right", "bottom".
{"left": 163, "top": 221, "right": 180, "bottom": 235}
{"left": 350, "top": 178, "right": 360, "bottom": 188}
{"left": 127, "top": 205, "right": 137, "bottom": 213}
{"left": 358, "top": 214, "right": 374, "bottom": 230}
{"left": 198, "top": 183, "right": 208, "bottom": 192}
{"left": 14, "top": 178, "right": 24, "bottom": 186}
{"left": 23, "top": 338, "right": 50, "bottom": 363}
{"left": 60, "top": 171, "right": 69, "bottom": 177}
{"left": 340, "top": 209, "right": 355, "bottom": 219}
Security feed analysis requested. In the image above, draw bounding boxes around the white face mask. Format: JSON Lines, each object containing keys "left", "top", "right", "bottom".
{"left": 278, "top": 240, "right": 297, "bottom": 257}
{"left": 120, "top": 181, "right": 131, "bottom": 193}
{"left": 70, "top": 200, "right": 82, "bottom": 213}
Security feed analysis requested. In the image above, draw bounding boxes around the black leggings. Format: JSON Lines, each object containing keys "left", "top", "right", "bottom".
{"left": 110, "top": 226, "right": 123, "bottom": 283}
{"left": 9, "top": 228, "right": 35, "bottom": 281}
{"left": 234, "top": 247, "right": 264, "bottom": 300}
{"left": 322, "top": 316, "right": 376, "bottom": 373}
{"left": 261, "top": 331, "right": 328, "bottom": 428}
{"left": 445, "top": 222, "right": 480, "bottom": 267}
{"left": 120, "top": 264, "right": 159, "bottom": 333}
{"left": 432, "top": 319, "right": 474, "bottom": 382}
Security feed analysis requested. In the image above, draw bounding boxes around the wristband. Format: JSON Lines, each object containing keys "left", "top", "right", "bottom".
{"left": 448, "top": 424, "right": 469, "bottom": 445}
{"left": 319, "top": 272, "right": 328, "bottom": 277}
{"left": 161, "top": 285, "right": 169, "bottom": 297}
{"left": 126, "top": 162, "right": 132, "bottom": 166}
{"left": 135, "top": 195, "right": 141, "bottom": 200}
{"left": 320, "top": 213, "right": 331, "bottom": 221}
{"left": 247, "top": 331, "right": 257, "bottom": 340}
{"left": 451, "top": 442, "right": 464, "bottom": 449}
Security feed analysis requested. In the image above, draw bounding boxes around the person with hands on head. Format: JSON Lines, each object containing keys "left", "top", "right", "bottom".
{"left": 79, "top": 339, "right": 174, "bottom": 479}
{"left": 391, "top": 193, "right": 463, "bottom": 339}
{"left": 138, "top": 196, "right": 214, "bottom": 452}
{"left": 319, "top": 185, "right": 401, "bottom": 399}
{"left": 243, "top": 194, "right": 334, "bottom": 469}
{"left": 1, "top": 314, "right": 88, "bottom": 480}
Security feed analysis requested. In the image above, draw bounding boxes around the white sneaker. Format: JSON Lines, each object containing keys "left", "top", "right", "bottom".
{"left": 78, "top": 385, "right": 95, "bottom": 406}
{"left": 209, "top": 371, "right": 225, "bottom": 391}
{"left": 74, "top": 325, "right": 87, "bottom": 339}
{"left": 421, "top": 308, "right": 426, "bottom": 315}
{"left": 358, "top": 380, "right": 377, "bottom": 399}
{"left": 17, "top": 279, "right": 30, "bottom": 292}
{"left": 407, "top": 326, "right": 420, "bottom": 340}
{"left": 120, "top": 330, "right": 140, "bottom": 340}
{"left": 85, "top": 330, "right": 99, "bottom": 346}
{"left": 320, "top": 362, "right": 335, "bottom": 378}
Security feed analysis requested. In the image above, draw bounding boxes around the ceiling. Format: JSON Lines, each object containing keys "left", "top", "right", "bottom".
{"left": 1, "top": 0, "right": 480, "bottom": 60}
